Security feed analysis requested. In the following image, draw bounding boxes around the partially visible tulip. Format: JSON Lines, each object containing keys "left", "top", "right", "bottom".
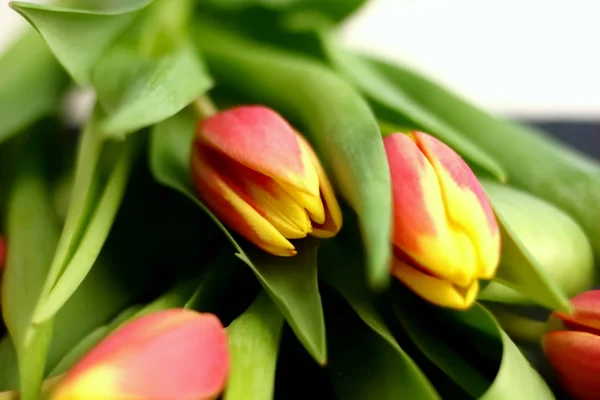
{"left": 544, "top": 290, "right": 600, "bottom": 400}
{"left": 51, "top": 309, "right": 229, "bottom": 400}
{"left": 385, "top": 132, "right": 500, "bottom": 309}
{"left": 191, "top": 105, "right": 342, "bottom": 256}
{"left": 0, "top": 236, "right": 5, "bottom": 270}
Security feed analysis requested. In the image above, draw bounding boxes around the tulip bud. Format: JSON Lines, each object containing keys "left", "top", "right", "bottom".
{"left": 544, "top": 290, "right": 600, "bottom": 400}
{"left": 191, "top": 105, "right": 342, "bottom": 256}
{"left": 51, "top": 309, "right": 229, "bottom": 400}
{"left": 385, "top": 132, "right": 500, "bottom": 309}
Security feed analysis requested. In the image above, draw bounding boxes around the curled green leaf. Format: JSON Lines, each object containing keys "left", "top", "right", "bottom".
{"left": 480, "top": 181, "right": 591, "bottom": 309}
{"left": 11, "top": 0, "right": 154, "bottom": 85}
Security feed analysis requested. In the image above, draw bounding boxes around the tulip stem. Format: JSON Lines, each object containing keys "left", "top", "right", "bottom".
{"left": 193, "top": 96, "right": 218, "bottom": 120}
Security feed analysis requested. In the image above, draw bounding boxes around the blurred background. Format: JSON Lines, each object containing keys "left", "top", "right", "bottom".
{"left": 1, "top": 0, "right": 598, "bottom": 155}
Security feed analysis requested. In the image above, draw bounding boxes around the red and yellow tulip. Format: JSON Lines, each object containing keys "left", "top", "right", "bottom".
{"left": 191, "top": 105, "right": 342, "bottom": 256}
{"left": 51, "top": 309, "right": 229, "bottom": 400}
{"left": 544, "top": 290, "right": 600, "bottom": 400}
{"left": 385, "top": 132, "right": 500, "bottom": 309}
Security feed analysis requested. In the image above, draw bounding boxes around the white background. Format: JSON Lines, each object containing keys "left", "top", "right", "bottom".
{"left": 1, "top": 0, "right": 599, "bottom": 120}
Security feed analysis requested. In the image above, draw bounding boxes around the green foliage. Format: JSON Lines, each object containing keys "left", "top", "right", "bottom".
{"left": 320, "top": 232, "right": 440, "bottom": 400}
{"left": 392, "top": 289, "right": 555, "bottom": 399}
{"left": 0, "top": 30, "right": 68, "bottom": 144}
{"left": 322, "top": 40, "right": 505, "bottom": 181}
{"left": 225, "top": 292, "right": 284, "bottom": 400}
{"left": 1, "top": 137, "right": 58, "bottom": 399}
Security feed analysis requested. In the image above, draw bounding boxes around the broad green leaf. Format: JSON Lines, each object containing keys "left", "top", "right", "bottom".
{"left": 480, "top": 181, "right": 590, "bottom": 310}
{"left": 93, "top": 0, "right": 213, "bottom": 137}
{"left": 320, "top": 237, "right": 439, "bottom": 400}
{"left": 33, "top": 108, "right": 142, "bottom": 323}
{"left": 321, "top": 41, "right": 505, "bottom": 181}
{"left": 1, "top": 138, "right": 59, "bottom": 399}
{"left": 365, "top": 55, "right": 600, "bottom": 262}
{"left": 0, "top": 29, "right": 68, "bottom": 144}
{"left": 392, "top": 290, "right": 554, "bottom": 400}
{"left": 11, "top": 0, "right": 153, "bottom": 85}
{"left": 194, "top": 19, "right": 392, "bottom": 290}
{"left": 150, "top": 110, "right": 327, "bottom": 364}
{"left": 225, "top": 291, "right": 284, "bottom": 400}
{"left": 97, "top": 42, "right": 212, "bottom": 137}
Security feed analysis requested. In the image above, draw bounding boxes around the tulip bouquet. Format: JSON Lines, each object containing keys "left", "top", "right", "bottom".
{"left": 0, "top": 0, "right": 599, "bottom": 399}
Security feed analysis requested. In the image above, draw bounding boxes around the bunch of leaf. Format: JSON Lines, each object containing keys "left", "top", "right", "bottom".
{"left": 0, "top": 0, "right": 598, "bottom": 399}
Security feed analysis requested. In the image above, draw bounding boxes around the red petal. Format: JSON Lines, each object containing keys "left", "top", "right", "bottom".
{"left": 55, "top": 310, "right": 229, "bottom": 400}
{"left": 413, "top": 131, "right": 498, "bottom": 236}
{"left": 544, "top": 330, "right": 600, "bottom": 400}
{"left": 555, "top": 290, "right": 600, "bottom": 336}
{"left": 384, "top": 133, "right": 437, "bottom": 253}
{"left": 198, "top": 106, "right": 311, "bottom": 192}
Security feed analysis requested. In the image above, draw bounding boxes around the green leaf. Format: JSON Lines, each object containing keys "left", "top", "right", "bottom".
{"left": 93, "top": 0, "right": 213, "bottom": 137}
{"left": 320, "top": 236, "right": 439, "bottom": 400}
{"left": 364, "top": 55, "right": 600, "bottom": 262}
{"left": 11, "top": 0, "right": 153, "bottom": 85}
{"left": 33, "top": 108, "right": 142, "bottom": 324}
{"left": 96, "top": 42, "right": 212, "bottom": 137}
{"left": 392, "top": 291, "right": 554, "bottom": 400}
{"left": 320, "top": 41, "right": 505, "bottom": 181}
{"left": 1, "top": 137, "right": 59, "bottom": 399}
{"left": 480, "top": 181, "right": 591, "bottom": 310}
{"left": 193, "top": 18, "right": 392, "bottom": 290}
{"left": 150, "top": 110, "right": 326, "bottom": 363}
{"left": 0, "top": 29, "right": 68, "bottom": 144}
{"left": 225, "top": 291, "right": 284, "bottom": 400}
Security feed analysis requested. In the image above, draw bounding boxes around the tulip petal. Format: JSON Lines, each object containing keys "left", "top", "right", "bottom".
{"left": 413, "top": 131, "right": 500, "bottom": 279}
{"left": 554, "top": 290, "right": 600, "bottom": 335}
{"left": 296, "top": 135, "right": 343, "bottom": 238}
{"left": 198, "top": 106, "right": 319, "bottom": 197}
{"left": 391, "top": 256, "right": 478, "bottom": 310}
{"left": 191, "top": 145, "right": 297, "bottom": 256}
{"left": 385, "top": 133, "right": 474, "bottom": 286}
{"left": 544, "top": 331, "right": 600, "bottom": 400}
{"left": 53, "top": 310, "right": 229, "bottom": 400}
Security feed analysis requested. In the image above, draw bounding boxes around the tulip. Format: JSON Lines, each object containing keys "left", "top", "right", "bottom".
{"left": 385, "top": 132, "right": 500, "bottom": 309}
{"left": 191, "top": 105, "right": 342, "bottom": 256}
{"left": 544, "top": 290, "right": 600, "bottom": 400}
{"left": 51, "top": 309, "right": 229, "bottom": 400}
